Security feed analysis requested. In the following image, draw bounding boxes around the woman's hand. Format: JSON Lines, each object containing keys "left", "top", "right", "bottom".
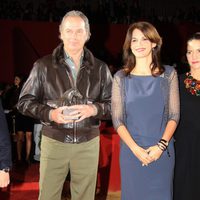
{"left": 146, "top": 145, "right": 163, "bottom": 162}
{"left": 132, "top": 145, "right": 154, "bottom": 166}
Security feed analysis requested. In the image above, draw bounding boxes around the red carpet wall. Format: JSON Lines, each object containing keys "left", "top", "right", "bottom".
{"left": 0, "top": 19, "right": 199, "bottom": 83}
{"left": 0, "top": 19, "right": 127, "bottom": 83}
{"left": 0, "top": 20, "right": 61, "bottom": 83}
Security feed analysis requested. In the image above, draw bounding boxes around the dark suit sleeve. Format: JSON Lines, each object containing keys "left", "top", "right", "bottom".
{"left": 0, "top": 99, "right": 12, "bottom": 169}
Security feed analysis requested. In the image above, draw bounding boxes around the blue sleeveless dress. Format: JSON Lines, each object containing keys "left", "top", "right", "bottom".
{"left": 120, "top": 75, "right": 174, "bottom": 200}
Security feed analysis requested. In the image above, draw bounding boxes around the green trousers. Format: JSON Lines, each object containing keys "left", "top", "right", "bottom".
{"left": 39, "top": 135, "right": 100, "bottom": 200}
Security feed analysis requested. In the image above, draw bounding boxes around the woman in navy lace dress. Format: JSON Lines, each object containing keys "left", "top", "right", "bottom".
{"left": 111, "top": 22, "right": 180, "bottom": 200}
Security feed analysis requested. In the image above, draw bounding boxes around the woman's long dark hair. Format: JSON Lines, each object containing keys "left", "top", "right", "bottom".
{"left": 123, "top": 21, "right": 164, "bottom": 76}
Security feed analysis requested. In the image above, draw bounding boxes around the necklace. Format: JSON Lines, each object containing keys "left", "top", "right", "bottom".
{"left": 184, "top": 72, "right": 200, "bottom": 96}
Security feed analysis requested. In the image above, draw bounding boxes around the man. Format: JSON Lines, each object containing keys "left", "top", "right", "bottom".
{"left": 0, "top": 99, "right": 12, "bottom": 188}
{"left": 17, "top": 10, "right": 112, "bottom": 200}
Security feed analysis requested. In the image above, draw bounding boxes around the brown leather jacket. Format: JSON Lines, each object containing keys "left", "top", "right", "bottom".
{"left": 17, "top": 43, "right": 113, "bottom": 143}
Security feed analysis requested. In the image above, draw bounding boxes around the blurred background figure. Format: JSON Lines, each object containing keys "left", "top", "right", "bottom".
{"left": 3, "top": 75, "right": 34, "bottom": 165}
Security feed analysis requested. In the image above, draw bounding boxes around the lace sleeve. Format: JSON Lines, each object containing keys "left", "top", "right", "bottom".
{"left": 111, "top": 71, "right": 125, "bottom": 130}
{"left": 168, "top": 69, "right": 180, "bottom": 123}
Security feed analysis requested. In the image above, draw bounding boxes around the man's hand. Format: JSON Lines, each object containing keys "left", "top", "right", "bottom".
{"left": 69, "top": 104, "right": 97, "bottom": 122}
{"left": 50, "top": 106, "right": 77, "bottom": 124}
{"left": 0, "top": 171, "right": 10, "bottom": 188}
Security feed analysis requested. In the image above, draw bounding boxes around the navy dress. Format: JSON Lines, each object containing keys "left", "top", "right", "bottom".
{"left": 120, "top": 75, "right": 174, "bottom": 200}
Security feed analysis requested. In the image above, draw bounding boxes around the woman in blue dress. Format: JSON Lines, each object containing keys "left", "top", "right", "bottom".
{"left": 111, "top": 22, "right": 180, "bottom": 200}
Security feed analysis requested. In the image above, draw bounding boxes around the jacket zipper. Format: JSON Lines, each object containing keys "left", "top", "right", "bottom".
{"left": 65, "top": 63, "right": 82, "bottom": 144}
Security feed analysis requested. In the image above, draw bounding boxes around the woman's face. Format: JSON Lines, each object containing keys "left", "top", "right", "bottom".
{"left": 130, "top": 28, "right": 156, "bottom": 59}
{"left": 186, "top": 39, "right": 200, "bottom": 71}
{"left": 14, "top": 76, "right": 21, "bottom": 86}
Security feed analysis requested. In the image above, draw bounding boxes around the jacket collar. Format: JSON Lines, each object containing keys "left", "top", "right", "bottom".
{"left": 52, "top": 43, "right": 95, "bottom": 70}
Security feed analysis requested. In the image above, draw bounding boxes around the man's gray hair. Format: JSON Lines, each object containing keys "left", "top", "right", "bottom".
{"left": 59, "top": 10, "right": 91, "bottom": 41}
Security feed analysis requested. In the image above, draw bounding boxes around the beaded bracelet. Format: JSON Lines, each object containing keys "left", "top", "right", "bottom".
{"left": 159, "top": 139, "right": 169, "bottom": 146}
{"left": 157, "top": 143, "right": 166, "bottom": 151}
{"left": 157, "top": 139, "right": 170, "bottom": 157}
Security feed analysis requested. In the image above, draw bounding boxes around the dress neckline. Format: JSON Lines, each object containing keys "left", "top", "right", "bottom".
{"left": 129, "top": 74, "right": 153, "bottom": 77}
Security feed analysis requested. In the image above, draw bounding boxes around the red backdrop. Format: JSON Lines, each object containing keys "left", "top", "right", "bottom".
{"left": 1, "top": 19, "right": 199, "bottom": 84}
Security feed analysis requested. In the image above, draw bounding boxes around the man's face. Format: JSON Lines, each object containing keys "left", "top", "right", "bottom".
{"left": 60, "top": 16, "right": 88, "bottom": 53}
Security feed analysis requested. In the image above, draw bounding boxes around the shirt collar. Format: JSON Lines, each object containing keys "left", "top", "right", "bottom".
{"left": 63, "top": 50, "right": 84, "bottom": 62}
